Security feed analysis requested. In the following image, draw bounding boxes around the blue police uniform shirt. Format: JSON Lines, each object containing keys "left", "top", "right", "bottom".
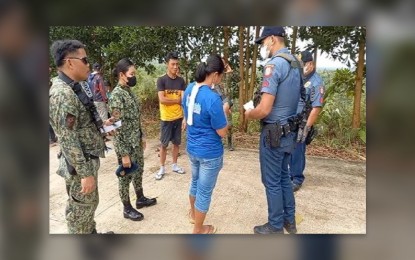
{"left": 296, "top": 70, "right": 325, "bottom": 113}
{"left": 260, "top": 48, "right": 302, "bottom": 124}
{"left": 183, "top": 82, "right": 228, "bottom": 159}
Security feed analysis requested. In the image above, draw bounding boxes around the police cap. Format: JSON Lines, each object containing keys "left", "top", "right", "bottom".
{"left": 255, "top": 26, "right": 286, "bottom": 44}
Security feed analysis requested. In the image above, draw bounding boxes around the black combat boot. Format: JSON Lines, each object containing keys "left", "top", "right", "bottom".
{"left": 135, "top": 189, "right": 157, "bottom": 209}
{"left": 123, "top": 200, "right": 144, "bottom": 221}
{"left": 227, "top": 135, "right": 234, "bottom": 151}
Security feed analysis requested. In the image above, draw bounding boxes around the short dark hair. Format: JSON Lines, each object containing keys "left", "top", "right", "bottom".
{"left": 165, "top": 51, "right": 179, "bottom": 63}
{"left": 195, "top": 54, "right": 224, "bottom": 83}
{"left": 112, "top": 58, "right": 134, "bottom": 78}
{"left": 50, "top": 39, "right": 85, "bottom": 67}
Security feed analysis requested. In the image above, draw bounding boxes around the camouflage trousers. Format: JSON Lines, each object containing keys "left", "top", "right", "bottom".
{"left": 116, "top": 146, "right": 144, "bottom": 202}
{"left": 59, "top": 157, "right": 100, "bottom": 234}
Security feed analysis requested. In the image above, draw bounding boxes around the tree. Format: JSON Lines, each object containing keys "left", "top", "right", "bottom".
{"left": 238, "top": 26, "right": 246, "bottom": 131}
{"left": 290, "top": 26, "right": 298, "bottom": 54}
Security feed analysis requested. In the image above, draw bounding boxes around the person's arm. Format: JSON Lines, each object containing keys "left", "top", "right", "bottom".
{"left": 208, "top": 98, "right": 228, "bottom": 138}
{"left": 158, "top": 91, "right": 181, "bottom": 105}
{"left": 216, "top": 125, "right": 228, "bottom": 138}
{"left": 245, "top": 93, "right": 274, "bottom": 120}
{"left": 307, "top": 81, "right": 325, "bottom": 126}
{"left": 156, "top": 77, "right": 181, "bottom": 105}
{"left": 306, "top": 107, "right": 322, "bottom": 126}
{"left": 52, "top": 90, "right": 95, "bottom": 194}
{"left": 223, "top": 102, "right": 231, "bottom": 116}
{"left": 97, "top": 76, "right": 107, "bottom": 102}
{"left": 245, "top": 61, "right": 284, "bottom": 120}
{"left": 108, "top": 91, "right": 131, "bottom": 167}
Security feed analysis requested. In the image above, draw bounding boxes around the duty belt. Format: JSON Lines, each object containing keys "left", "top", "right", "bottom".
{"left": 261, "top": 121, "right": 292, "bottom": 136}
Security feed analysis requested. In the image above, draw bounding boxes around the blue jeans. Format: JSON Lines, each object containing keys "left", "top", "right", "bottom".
{"left": 259, "top": 130, "right": 296, "bottom": 229}
{"left": 290, "top": 141, "right": 306, "bottom": 185}
{"left": 189, "top": 154, "right": 223, "bottom": 213}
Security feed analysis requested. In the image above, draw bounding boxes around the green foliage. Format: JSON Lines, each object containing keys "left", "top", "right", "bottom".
{"left": 130, "top": 65, "right": 166, "bottom": 109}
{"left": 49, "top": 26, "right": 366, "bottom": 152}
{"left": 316, "top": 68, "right": 366, "bottom": 148}
{"left": 232, "top": 111, "right": 261, "bottom": 134}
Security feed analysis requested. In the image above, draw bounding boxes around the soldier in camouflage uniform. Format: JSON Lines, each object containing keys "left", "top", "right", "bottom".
{"left": 212, "top": 59, "right": 239, "bottom": 151}
{"left": 109, "top": 58, "right": 157, "bottom": 221}
{"left": 49, "top": 40, "right": 114, "bottom": 234}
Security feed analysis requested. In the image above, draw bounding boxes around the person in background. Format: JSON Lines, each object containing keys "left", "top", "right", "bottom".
{"left": 155, "top": 51, "right": 186, "bottom": 180}
{"left": 289, "top": 50, "right": 325, "bottom": 192}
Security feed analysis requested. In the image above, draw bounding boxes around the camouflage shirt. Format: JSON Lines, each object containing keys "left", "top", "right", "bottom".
{"left": 49, "top": 76, "right": 105, "bottom": 178}
{"left": 108, "top": 84, "right": 143, "bottom": 156}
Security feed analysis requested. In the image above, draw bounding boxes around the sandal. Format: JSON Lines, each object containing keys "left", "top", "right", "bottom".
{"left": 202, "top": 225, "right": 217, "bottom": 234}
{"left": 188, "top": 209, "right": 195, "bottom": 224}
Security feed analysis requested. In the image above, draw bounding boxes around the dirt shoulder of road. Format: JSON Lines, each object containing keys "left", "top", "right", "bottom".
{"left": 49, "top": 137, "right": 366, "bottom": 234}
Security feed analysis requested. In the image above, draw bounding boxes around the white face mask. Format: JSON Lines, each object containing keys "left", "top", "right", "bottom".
{"left": 260, "top": 44, "right": 271, "bottom": 60}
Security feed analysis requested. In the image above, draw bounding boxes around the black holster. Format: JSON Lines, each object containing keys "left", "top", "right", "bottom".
{"left": 64, "top": 158, "right": 77, "bottom": 176}
{"left": 263, "top": 122, "right": 283, "bottom": 148}
{"left": 63, "top": 153, "right": 99, "bottom": 176}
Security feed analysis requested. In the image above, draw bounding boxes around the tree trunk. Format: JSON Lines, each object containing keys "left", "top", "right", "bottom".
{"left": 244, "top": 27, "right": 251, "bottom": 103}
{"left": 223, "top": 26, "right": 230, "bottom": 63}
{"left": 223, "top": 26, "right": 231, "bottom": 97}
{"left": 313, "top": 47, "right": 318, "bottom": 66}
{"left": 352, "top": 38, "right": 365, "bottom": 129}
{"left": 248, "top": 26, "right": 260, "bottom": 101}
{"left": 238, "top": 26, "right": 246, "bottom": 131}
{"left": 242, "top": 27, "right": 251, "bottom": 132}
{"left": 291, "top": 26, "right": 298, "bottom": 54}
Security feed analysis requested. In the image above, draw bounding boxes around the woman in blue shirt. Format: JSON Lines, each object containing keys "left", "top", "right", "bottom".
{"left": 182, "top": 54, "right": 228, "bottom": 234}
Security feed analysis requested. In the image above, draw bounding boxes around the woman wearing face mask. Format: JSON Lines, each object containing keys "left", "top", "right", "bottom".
{"left": 109, "top": 58, "right": 157, "bottom": 222}
{"left": 182, "top": 54, "right": 228, "bottom": 234}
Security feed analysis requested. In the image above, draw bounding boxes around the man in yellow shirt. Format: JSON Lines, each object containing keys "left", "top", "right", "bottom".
{"left": 155, "top": 52, "right": 186, "bottom": 180}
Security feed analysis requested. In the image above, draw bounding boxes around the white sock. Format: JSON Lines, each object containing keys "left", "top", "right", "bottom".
{"left": 172, "top": 163, "right": 177, "bottom": 169}
{"left": 160, "top": 166, "right": 165, "bottom": 172}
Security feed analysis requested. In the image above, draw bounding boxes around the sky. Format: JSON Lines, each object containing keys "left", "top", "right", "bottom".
{"left": 287, "top": 27, "right": 349, "bottom": 70}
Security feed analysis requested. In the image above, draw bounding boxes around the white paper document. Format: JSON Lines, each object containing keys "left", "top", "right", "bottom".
{"left": 243, "top": 100, "right": 254, "bottom": 110}
{"left": 103, "top": 120, "right": 122, "bottom": 133}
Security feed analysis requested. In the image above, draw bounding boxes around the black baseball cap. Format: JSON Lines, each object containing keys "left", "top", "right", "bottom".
{"left": 255, "top": 26, "right": 286, "bottom": 44}
{"left": 300, "top": 50, "right": 313, "bottom": 63}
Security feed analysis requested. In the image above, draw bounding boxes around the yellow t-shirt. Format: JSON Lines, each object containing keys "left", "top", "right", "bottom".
{"left": 157, "top": 74, "right": 186, "bottom": 121}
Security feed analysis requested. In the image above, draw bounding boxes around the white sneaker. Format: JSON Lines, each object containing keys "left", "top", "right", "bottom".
{"left": 155, "top": 168, "right": 165, "bottom": 180}
{"left": 172, "top": 164, "right": 185, "bottom": 174}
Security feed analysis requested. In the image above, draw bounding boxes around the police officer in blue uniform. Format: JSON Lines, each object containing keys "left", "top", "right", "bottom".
{"left": 290, "top": 50, "right": 325, "bottom": 192}
{"left": 245, "top": 26, "right": 301, "bottom": 234}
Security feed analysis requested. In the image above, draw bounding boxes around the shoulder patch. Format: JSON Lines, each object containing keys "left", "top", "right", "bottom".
{"left": 320, "top": 86, "right": 325, "bottom": 95}
{"left": 112, "top": 109, "right": 121, "bottom": 120}
{"left": 65, "top": 114, "right": 76, "bottom": 130}
{"left": 262, "top": 80, "right": 270, "bottom": 87}
{"left": 264, "top": 65, "right": 274, "bottom": 78}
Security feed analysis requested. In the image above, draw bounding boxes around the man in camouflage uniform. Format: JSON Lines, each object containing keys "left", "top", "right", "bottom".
{"left": 212, "top": 59, "right": 239, "bottom": 151}
{"left": 49, "top": 40, "right": 113, "bottom": 234}
{"left": 109, "top": 58, "right": 157, "bottom": 221}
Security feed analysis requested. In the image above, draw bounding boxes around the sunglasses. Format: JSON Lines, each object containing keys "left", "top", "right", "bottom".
{"left": 64, "top": 57, "right": 89, "bottom": 65}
